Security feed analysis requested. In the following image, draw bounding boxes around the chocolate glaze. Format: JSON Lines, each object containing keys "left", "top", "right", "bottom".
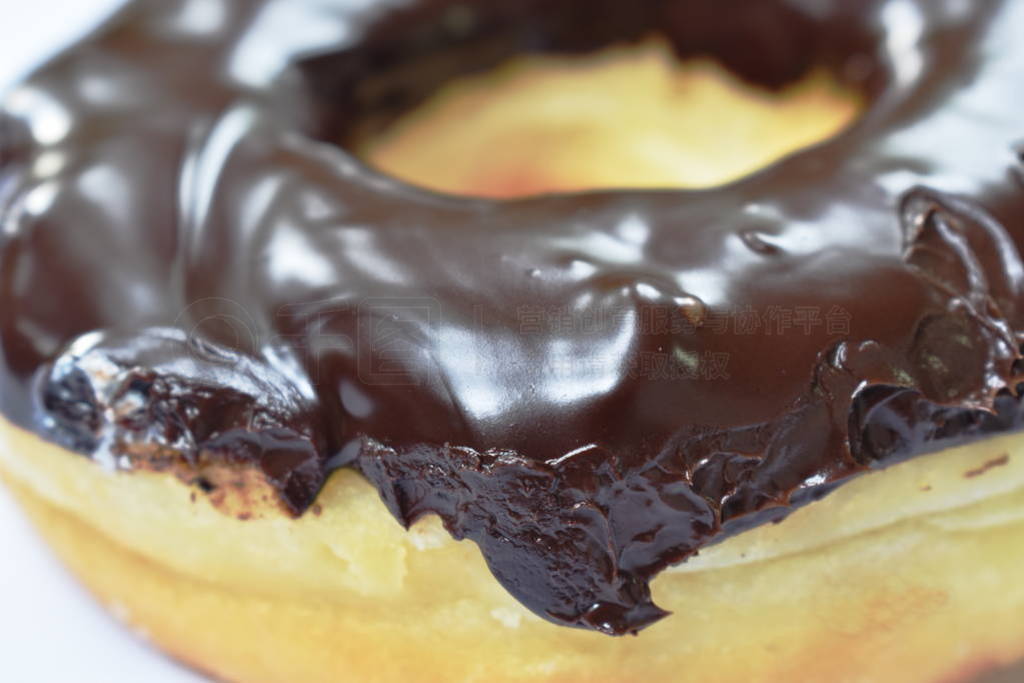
{"left": 2, "top": 0, "right": 1024, "bottom": 635}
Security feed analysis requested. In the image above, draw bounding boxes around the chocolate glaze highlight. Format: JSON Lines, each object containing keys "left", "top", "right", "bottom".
{"left": 2, "top": 0, "right": 1024, "bottom": 635}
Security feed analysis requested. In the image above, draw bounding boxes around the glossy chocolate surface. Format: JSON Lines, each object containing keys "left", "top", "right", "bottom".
{"left": 2, "top": 0, "right": 1024, "bottom": 635}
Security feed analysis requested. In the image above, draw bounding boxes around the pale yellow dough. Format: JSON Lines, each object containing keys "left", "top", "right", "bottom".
{"left": 4, "top": 417, "right": 1024, "bottom": 683}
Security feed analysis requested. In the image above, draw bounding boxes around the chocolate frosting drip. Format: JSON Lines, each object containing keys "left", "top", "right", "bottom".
{"left": 3, "top": 0, "right": 1024, "bottom": 634}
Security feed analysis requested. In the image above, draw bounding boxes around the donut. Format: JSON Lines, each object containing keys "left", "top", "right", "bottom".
{"left": 2, "top": 0, "right": 1024, "bottom": 680}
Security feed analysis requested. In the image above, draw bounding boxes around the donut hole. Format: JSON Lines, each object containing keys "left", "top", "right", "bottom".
{"left": 300, "top": 0, "right": 882, "bottom": 199}
{"left": 356, "top": 43, "right": 864, "bottom": 198}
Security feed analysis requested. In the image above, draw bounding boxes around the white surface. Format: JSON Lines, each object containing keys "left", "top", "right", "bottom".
{"left": 0, "top": 2, "right": 207, "bottom": 681}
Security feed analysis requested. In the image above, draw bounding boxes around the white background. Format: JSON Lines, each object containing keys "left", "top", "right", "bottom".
{"left": 0, "top": 1, "right": 205, "bottom": 680}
